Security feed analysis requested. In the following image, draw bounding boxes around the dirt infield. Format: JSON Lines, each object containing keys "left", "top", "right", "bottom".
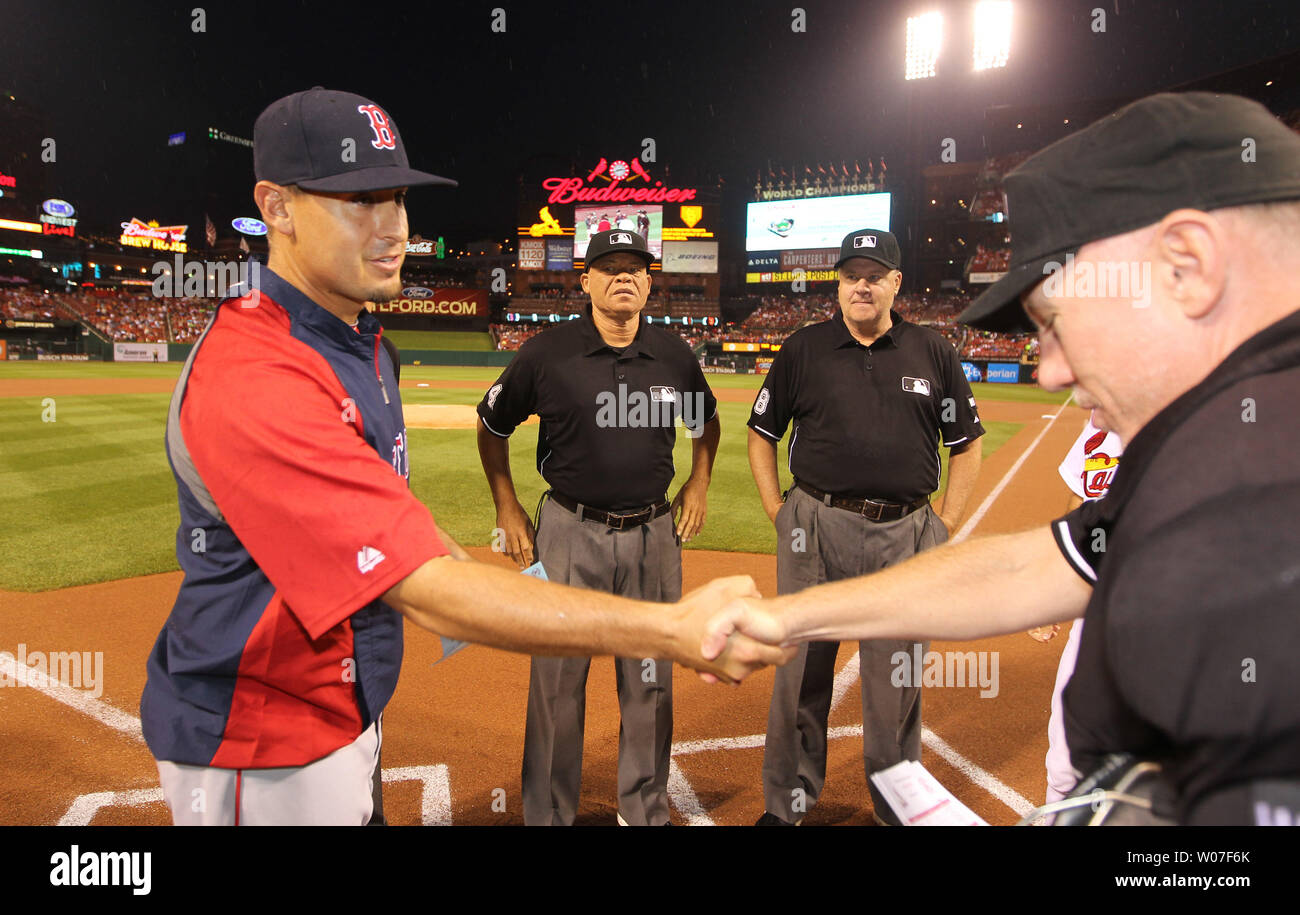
{"left": 404, "top": 404, "right": 539, "bottom": 429}
{"left": 0, "top": 399, "right": 1090, "bottom": 826}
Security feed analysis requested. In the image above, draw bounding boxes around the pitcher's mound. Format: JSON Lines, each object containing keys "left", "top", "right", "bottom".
{"left": 404, "top": 404, "right": 538, "bottom": 430}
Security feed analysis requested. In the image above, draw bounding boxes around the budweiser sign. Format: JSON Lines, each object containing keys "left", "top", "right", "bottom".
{"left": 541, "top": 157, "right": 698, "bottom": 205}
{"left": 120, "top": 218, "right": 187, "bottom": 241}
{"left": 119, "top": 218, "right": 188, "bottom": 253}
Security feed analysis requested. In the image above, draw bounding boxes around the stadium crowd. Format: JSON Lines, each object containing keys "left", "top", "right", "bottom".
{"left": 0, "top": 288, "right": 216, "bottom": 343}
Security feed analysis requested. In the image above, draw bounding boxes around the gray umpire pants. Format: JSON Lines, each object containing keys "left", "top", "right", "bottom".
{"left": 761, "top": 484, "right": 949, "bottom": 824}
{"left": 522, "top": 496, "right": 682, "bottom": 826}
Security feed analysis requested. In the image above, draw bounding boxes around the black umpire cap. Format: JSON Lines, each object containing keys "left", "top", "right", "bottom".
{"left": 960, "top": 92, "right": 1300, "bottom": 332}
{"left": 834, "top": 228, "right": 902, "bottom": 271}
{"left": 584, "top": 229, "right": 655, "bottom": 268}
{"left": 254, "top": 87, "right": 457, "bottom": 193}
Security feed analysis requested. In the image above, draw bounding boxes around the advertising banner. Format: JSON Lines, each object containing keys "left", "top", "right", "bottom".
{"left": 545, "top": 238, "right": 572, "bottom": 271}
{"left": 662, "top": 241, "right": 718, "bottom": 274}
{"left": 517, "top": 238, "right": 545, "bottom": 269}
{"left": 745, "top": 269, "right": 837, "bottom": 284}
{"left": 113, "top": 342, "right": 168, "bottom": 362}
{"left": 373, "top": 289, "right": 488, "bottom": 317}
{"left": 985, "top": 362, "right": 1020, "bottom": 383}
{"left": 780, "top": 248, "right": 839, "bottom": 270}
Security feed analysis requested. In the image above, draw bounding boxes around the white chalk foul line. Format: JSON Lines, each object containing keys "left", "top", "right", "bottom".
{"left": 0, "top": 653, "right": 143, "bottom": 742}
{"left": 667, "top": 758, "right": 715, "bottom": 826}
{"left": 671, "top": 725, "right": 1032, "bottom": 817}
{"left": 382, "top": 765, "right": 453, "bottom": 826}
{"left": 952, "top": 392, "right": 1075, "bottom": 545}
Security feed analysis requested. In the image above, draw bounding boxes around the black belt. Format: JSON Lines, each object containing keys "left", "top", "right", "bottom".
{"left": 794, "top": 481, "right": 929, "bottom": 523}
{"left": 547, "top": 490, "right": 671, "bottom": 530}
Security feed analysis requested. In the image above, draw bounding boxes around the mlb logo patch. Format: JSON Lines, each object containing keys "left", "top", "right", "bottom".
{"left": 902, "top": 376, "right": 931, "bottom": 396}
{"left": 650, "top": 385, "right": 676, "bottom": 403}
{"left": 854, "top": 235, "right": 877, "bottom": 248}
{"left": 610, "top": 232, "right": 633, "bottom": 245}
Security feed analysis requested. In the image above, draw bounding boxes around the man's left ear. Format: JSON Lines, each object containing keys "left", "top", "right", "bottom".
{"left": 1156, "top": 209, "right": 1227, "bottom": 320}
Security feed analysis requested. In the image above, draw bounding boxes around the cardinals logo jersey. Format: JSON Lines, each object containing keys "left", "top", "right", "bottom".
{"left": 1059, "top": 420, "right": 1123, "bottom": 502}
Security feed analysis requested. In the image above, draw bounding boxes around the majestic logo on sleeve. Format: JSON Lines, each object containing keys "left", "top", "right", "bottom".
{"left": 356, "top": 104, "right": 397, "bottom": 150}
{"left": 754, "top": 388, "right": 771, "bottom": 415}
{"left": 357, "top": 546, "right": 387, "bottom": 574}
{"left": 901, "top": 376, "right": 931, "bottom": 396}
{"left": 487, "top": 383, "right": 503, "bottom": 409}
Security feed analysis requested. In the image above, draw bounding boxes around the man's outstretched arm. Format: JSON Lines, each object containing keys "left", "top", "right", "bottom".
{"left": 384, "top": 559, "right": 793, "bottom": 683}
{"left": 706, "top": 526, "right": 1091, "bottom": 653}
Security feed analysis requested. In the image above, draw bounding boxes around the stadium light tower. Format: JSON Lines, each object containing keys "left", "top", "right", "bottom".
{"left": 973, "top": 1, "right": 1012, "bottom": 71}
{"left": 905, "top": 12, "right": 943, "bottom": 80}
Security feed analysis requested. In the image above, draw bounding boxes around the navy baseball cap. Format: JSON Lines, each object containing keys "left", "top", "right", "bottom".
{"left": 253, "top": 87, "right": 457, "bottom": 193}
{"left": 960, "top": 92, "right": 1300, "bottom": 332}
{"left": 834, "top": 229, "right": 902, "bottom": 271}
{"left": 584, "top": 229, "right": 654, "bottom": 268}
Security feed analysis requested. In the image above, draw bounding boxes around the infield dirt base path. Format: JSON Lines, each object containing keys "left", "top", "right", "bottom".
{"left": 0, "top": 399, "right": 1088, "bottom": 826}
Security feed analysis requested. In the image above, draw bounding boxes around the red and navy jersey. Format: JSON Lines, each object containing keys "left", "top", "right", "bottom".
{"left": 140, "top": 268, "right": 447, "bottom": 768}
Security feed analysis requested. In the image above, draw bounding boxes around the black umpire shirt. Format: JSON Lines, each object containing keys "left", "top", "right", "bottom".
{"left": 477, "top": 308, "right": 718, "bottom": 511}
{"left": 747, "top": 309, "right": 984, "bottom": 502}
{"left": 1054, "top": 308, "right": 1300, "bottom": 825}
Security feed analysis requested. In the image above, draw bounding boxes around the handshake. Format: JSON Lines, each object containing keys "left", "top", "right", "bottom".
{"left": 668, "top": 575, "right": 796, "bottom": 684}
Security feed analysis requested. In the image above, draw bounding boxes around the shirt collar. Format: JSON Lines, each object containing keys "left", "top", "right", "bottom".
{"left": 1102, "top": 307, "right": 1300, "bottom": 509}
{"left": 254, "top": 266, "right": 383, "bottom": 342}
{"left": 830, "top": 307, "right": 907, "bottom": 349}
{"left": 579, "top": 304, "right": 656, "bottom": 359}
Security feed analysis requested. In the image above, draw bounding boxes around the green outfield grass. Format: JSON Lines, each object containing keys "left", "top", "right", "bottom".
{"left": 1, "top": 363, "right": 1027, "bottom": 590}
{"left": 0, "top": 363, "right": 184, "bottom": 379}
{"left": 382, "top": 330, "right": 494, "bottom": 351}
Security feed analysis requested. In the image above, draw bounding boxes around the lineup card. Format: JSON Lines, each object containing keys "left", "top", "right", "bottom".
{"left": 870, "top": 761, "right": 988, "bottom": 826}
{"left": 435, "top": 561, "right": 550, "bottom": 664}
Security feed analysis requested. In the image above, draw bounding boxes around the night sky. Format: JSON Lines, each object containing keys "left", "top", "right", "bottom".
{"left": 1, "top": 0, "right": 1297, "bottom": 247}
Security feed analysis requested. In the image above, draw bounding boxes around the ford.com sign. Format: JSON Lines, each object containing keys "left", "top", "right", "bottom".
{"left": 374, "top": 289, "right": 487, "bottom": 317}
{"left": 401, "top": 286, "right": 434, "bottom": 299}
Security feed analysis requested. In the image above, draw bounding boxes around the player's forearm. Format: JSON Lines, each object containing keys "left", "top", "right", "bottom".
{"left": 476, "top": 420, "right": 523, "bottom": 510}
{"left": 689, "top": 415, "right": 720, "bottom": 483}
{"left": 384, "top": 558, "right": 679, "bottom": 658}
{"left": 939, "top": 438, "right": 982, "bottom": 523}
{"left": 747, "top": 427, "right": 784, "bottom": 511}
{"left": 775, "top": 526, "right": 1091, "bottom": 643}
